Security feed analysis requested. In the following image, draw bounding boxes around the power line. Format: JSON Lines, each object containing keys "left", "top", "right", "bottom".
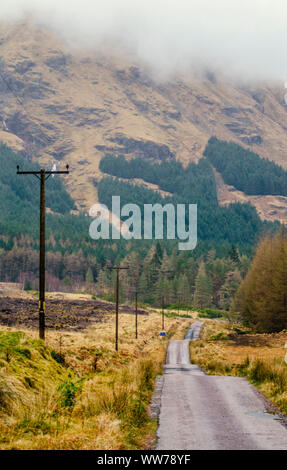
{"left": 17, "top": 164, "right": 70, "bottom": 340}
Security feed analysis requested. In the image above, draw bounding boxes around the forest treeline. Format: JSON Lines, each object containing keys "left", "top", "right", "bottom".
{"left": 97, "top": 242, "right": 250, "bottom": 311}
{"left": 204, "top": 137, "right": 287, "bottom": 196}
{"left": 98, "top": 154, "right": 272, "bottom": 245}
{"left": 99, "top": 153, "right": 216, "bottom": 203}
{"left": 0, "top": 144, "right": 248, "bottom": 309}
{"left": 0, "top": 142, "right": 283, "bottom": 318}
{"left": 0, "top": 240, "right": 249, "bottom": 312}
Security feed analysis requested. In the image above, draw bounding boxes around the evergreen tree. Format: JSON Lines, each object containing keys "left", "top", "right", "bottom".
{"left": 206, "top": 258, "right": 230, "bottom": 307}
{"left": 85, "top": 267, "right": 94, "bottom": 284}
{"left": 96, "top": 269, "right": 111, "bottom": 297}
{"left": 219, "top": 270, "right": 242, "bottom": 310}
{"left": 177, "top": 274, "right": 191, "bottom": 306}
{"left": 229, "top": 245, "right": 240, "bottom": 264}
{"left": 193, "top": 262, "right": 213, "bottom": 309}
{"left": 153, "top": 241, "right": 163, "bottom": 266}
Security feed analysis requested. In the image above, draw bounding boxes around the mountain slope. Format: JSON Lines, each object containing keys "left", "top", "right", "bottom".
{"left": 1, "top": 21, "right": 287, "bottom": 218}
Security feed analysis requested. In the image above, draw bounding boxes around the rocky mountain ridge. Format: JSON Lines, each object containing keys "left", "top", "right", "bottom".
{"left": 1, "top": 21, "right": 287, "bottom": 221}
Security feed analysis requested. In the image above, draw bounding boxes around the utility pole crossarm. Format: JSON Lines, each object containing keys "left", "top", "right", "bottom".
{"left": 17, "top": 170, "right": 69, "bottom": 174}
{"left": 17, "top": 165, "right": 69, "bottom": 178}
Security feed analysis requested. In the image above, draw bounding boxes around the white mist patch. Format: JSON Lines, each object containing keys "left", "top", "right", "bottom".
{"left": 1, "top": 0, "right": 287, "bottom": 80}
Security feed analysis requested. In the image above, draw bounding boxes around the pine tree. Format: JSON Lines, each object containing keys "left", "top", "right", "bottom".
{"left": 85, "top": 267, "right": 94, "bottom": 284}
{"left": 154, "top": 241, "right": 163, "bottom": 266}
{"left": 193, "top": 261, "right": 213, "bottom": 309}
{"left": 141, "top": 245, "right": 161, "bottom": 302}
{"left": 219, "top": 270, "right": 241, "bottom": 310}
{"left": 177, "top": 274, "right": 191, "bottom": 306}
{"left": 229, "top": 245, "right": 240, "bottom": 264}
{"left": 96, "top": 269, "right": 111, "bottom": 297}
{"left": 206, "top": 258, "right": 230, "bottom": 307}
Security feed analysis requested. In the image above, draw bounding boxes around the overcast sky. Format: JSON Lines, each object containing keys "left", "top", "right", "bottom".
{"left": 1, "top": 0, "right": 287, "bottom": 81}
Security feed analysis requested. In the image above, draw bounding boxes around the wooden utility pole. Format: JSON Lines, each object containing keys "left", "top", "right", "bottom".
{"left": 39, "top": 169, "right": 46, "bottom": 339}
{"left": 17, "top": 164, "right": 69, "bottom": 340}
{"left": 111, "top": 266, "right": 129, "bottom": 351}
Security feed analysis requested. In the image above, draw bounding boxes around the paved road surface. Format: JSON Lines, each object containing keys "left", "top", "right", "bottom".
{"left": 156, "top": 321, "right": 287, "bottom": 450}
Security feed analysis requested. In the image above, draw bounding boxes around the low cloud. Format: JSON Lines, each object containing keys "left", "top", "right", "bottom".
{"left": 1, "top": 0, "right": 287, "bottom": 81}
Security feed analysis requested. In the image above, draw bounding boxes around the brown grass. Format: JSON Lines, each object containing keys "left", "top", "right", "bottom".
{"left": 0, "top": 310, "right": 192, "bottom": 449}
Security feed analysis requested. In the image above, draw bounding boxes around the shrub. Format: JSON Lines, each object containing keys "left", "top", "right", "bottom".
{"left": 210, "top": 332, "right": 228, "bottom": 340}
{"left": 58, "top": 378, "right": 82, "bottom": 409}
{"left": 198, "top": 308, "right": 225, "bottom": 319}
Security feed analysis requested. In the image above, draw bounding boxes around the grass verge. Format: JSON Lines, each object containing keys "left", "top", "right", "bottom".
{"left": 0, "top": 311, "right": 191, "bottom": 449}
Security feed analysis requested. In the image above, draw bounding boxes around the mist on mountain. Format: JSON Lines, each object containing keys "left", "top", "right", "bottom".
{"left": 1, "top": 0, "right": 287, "bottom": 82}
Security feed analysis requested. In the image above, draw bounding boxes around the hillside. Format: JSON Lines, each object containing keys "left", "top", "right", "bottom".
{"left": 1, "top": 21, "right": 287, "bottom": 219}
{"left": 0, "top": 313, "right": 190, "bottom": 450}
